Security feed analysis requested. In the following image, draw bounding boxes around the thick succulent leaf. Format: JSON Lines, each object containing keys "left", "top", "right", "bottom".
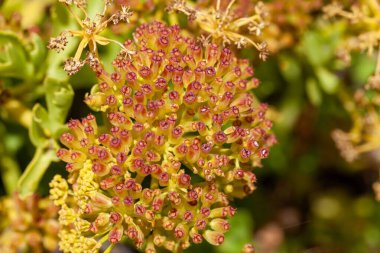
{"left": 0, "top": 32, "right": 33, "bottom": 79}
{"left": 29, "top": 104, "right": 50, "bottom": 146}
{"left": 44, "top": 77, "right": 74, "bottom": 137}
{"left": 29, "top": 77, "right": 73, "bottom": 145}
{"left": 29, "top": 33, "right": 47, "bottom": 67}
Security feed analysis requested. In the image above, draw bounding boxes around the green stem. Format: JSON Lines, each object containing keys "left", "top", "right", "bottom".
{"left": 17, "top": 140, "right": 59, "bottom": 197}
{"left": 104, "top": 244, "right": 115, "bottom": 253}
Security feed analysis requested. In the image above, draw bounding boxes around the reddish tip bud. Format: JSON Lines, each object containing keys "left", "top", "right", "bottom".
{"left": 183, "top": 210, "right": 194, "bottom": 222}
{"left": 210, "top": 218, "right": 230, "bottom": 232}
{"left": 114, "top": 183, "right": 125, "bottom": 194}
{"left": 178, "top": 174, "right": 191, "bottom": 187}
{"left": 214, "top": 131, "right": 227, "bottom": 144}
{"left": 187, "top": 190, "right": 198, "bottom": 201}
{"left": 60, "top": 132, "right": 75, "bottom": 147}
{"left": 242, "top": 243, "right": 255, "bottom": 253}
{"left": 240, "top": 148, "right": 252, "bottom": 160}
{"left": 168, "top": 192, "right": 181, "bottom": 205}
{"left": 203, "top": 230, "right": 225, "bottom": 246}
{"left": 92, "top": 162, "right": 106, "bottom": 175}
{"left": 109, "top": 226, "right": 123, "bottom": 244}
{"left": 201, "top": 207, "right": 211, "bottom": 217}
{"left": 168, "top": 208, "right": 178, "bottom": 219}
{"left": 111, "top": 72, "right": 121, "bottom": 82}
{"left": 159, "top": 172, "right": 169, "bottom": 185}
{"left": 111, "top": 165, "right": 122, "bottom": 175}
{"left": 134, "top": 204, "right": 146, "bottom": 216}
{"left": 100, "top": 178, "right": 117, "bottom": 190}
{"left": 56, "top": 148, "right": 69, "bottom": 161}
{"left": 126, "top": 227, "right": 138, "bottom": 240}
{"left": 234, "top": 169, "right": 245, "bottom": 179}
{"left": 259, "top": 148, "right": 269, "bottom": 158}
{"left": 124, "top": 196, "right": 134, "bottom": 206}
{"left": 110, "top": 212, "right": 122, "bottom": 223}
{"left": 112, "top": 196, "right": 120, "bottom": 205}
{"left": 191, "top": 233, "right": 203, "bottom": 244}
{"left": 163, "top": 217, "right": 175, "bottom": 230}
{"left": 174, "top": 225, "right": 186, "bottom": 239}
{"left": 196, "top": 219, "right": 207, "bottom": 230}
{"left": 116, "top": 152, "right": 127, "bottom": 164}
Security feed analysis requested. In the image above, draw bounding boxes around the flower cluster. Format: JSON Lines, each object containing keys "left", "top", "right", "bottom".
{"left": 0, "top": 193, "right": 59, "bottom": 253}
{"left": 51, "top": 21, "right": 275, "bottom": 252}
{"left": 323, "top": 1, "right": 380, "bottom": 64}
{"left": 48, "top": 0, "right": 135, "bottom": 75}
{"left": 167, "top": 0, "right": 269, "bottom": 60}
{"left": 326, "top": 1, "right": 380, "bottom": 199}
{"left": 326, "top": 1, "right": 380, "bottom": 161}
{"left": 331, "top": 87, "right": 380, "bottom": 162}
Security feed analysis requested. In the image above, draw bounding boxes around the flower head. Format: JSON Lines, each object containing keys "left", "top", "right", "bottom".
{"left": 53, "top": 21, "right": 275, "bottom": 252}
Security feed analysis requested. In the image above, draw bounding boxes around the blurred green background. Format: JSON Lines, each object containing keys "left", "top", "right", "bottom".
{"left": 1, "top": 0, "right": 380, "bottom": 253}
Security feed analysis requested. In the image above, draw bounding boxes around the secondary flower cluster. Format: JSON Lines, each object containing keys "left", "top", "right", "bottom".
{"left": 328, "top": 1, "right": 380, "bottom": 162}
{"left": 323, "top": 1, "right": 380, "bottom": 64}
{"left": 0, "top": 193, "right": 59, "bottom": 253}
{"left": 51, "top": 21, "right": 275, "bottom": 252}
{"left": 331, "top": 85, "right": 380, "bottom": 161}
{"left": 167, "top": 0, "right": 269, "bottom": 60}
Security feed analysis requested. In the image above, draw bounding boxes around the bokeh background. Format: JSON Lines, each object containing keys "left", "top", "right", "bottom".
{"left": 1, "top": 0, "right": 380, "bottom": 253}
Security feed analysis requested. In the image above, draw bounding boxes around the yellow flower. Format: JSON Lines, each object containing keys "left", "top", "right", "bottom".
{"left": 49, "top": 175, "right": 69, "bottom": 206}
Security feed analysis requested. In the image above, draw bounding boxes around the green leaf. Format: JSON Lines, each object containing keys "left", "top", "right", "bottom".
{"left": 44, "top": 77, "right": 74, "bottom": 137}
{"left": 17, "top": 141, "right": 59, "bottom": 197}
{"left": 0, "top": 31, "right": 33, "bottom": 79}
{"left": 316, "top": 67, "right": 340, "bottom": 94}
{"left": 29, "top": 104, "right": 50, "bottom": 146}
{"left": 29, "top": 33, "right": 47, "bottom": 66}
{"left": 306, "top": 78, "right": 322, "bottom": 106}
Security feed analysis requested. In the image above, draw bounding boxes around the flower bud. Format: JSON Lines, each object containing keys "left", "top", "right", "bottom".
{"left": 203, "top": 230, "right": 225, "bottom": 246}
{"left": 209, "top": 218, "right": 230, "bottom": 232}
